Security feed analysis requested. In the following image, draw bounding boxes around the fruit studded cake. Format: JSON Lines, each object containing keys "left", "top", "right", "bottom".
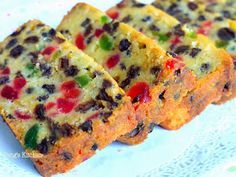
{"left": 57, "top": 3, "right": 197, "bottom": 143}
{"left": 107, "top": 0, "right": 233, "bottom": 130}
{"left": 0, "top": 20, "right": 137, "bottom": 176}
{"left": 152, "top": 0, "right": 236, "bottom": 103}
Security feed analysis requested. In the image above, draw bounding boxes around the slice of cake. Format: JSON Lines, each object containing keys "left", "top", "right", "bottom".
{"left": 107, "top": 0, "right": 233, "bottom": 129}
{"left": 0, "top": 20, "right": 137, "bottom": 176}
{"left": 57, "top": 3, "right": 196, "bottom": 143}
{"left": 153, "top": 0, "right": 236, "bottom": 103}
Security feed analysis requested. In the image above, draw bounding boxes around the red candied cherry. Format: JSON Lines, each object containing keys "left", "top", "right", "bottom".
{"left": 41, "top": 45, "right": 57, "bottom": 56}
{"left": 1, "top": 85, "right": 18, "bottom": 101}
{"left": 106, "top": 54, "right": 120, "bottom": 69}
{"left": 1, "top": 67, "right": 10, "bottom": 75}
{"left": 106, "top": 9, "right": 119, "bottom": 20}
{"left": 63, "top": 88, "right": 81, "bottom": 99}
{"left": 61, "top": 80, "right": 76, "bottom": 91}
{"left": 75, "top": 33, "right": 86, "bottom": 50}
{"left": 171, "top": 36, "right": 181, "bottom": 45}
{"left": 14, "top": 110, "right": 32, "bottom": 120}
{"left": 45, "top": 102, "right": 56, "bottom": 110}
{"left": 127, "top": 82, "right": 151, "bottom": 104}
{"left": 197, "top": 21, "right": 213, "bottom": 36}
{"left": 94, "top": 29, "right": 105, "bottom": 38}
{"left": 165, "top": 59, "right": 176, "bottom": 70}
{"left": 60, "top": 80, "right": 81, "bottom": 98}
{"left": 13, "top": 77, "right": 26, "bottom": 90}
{"left": 57, "top": 98, "right": 75, "bottom": 114}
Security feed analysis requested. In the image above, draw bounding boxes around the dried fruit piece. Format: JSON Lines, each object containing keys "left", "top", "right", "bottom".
{"left": 99, "top": 34, "right": 113, "bottom": 51}
{"left": 127, "top": 82, "right": 151, "bottom": 103}
{"left": 75, "top": 74, "right": 91, "bottom": 88}
{"left": 75, "top": 33, "right": 86, "bottom": 50}
{"left": 24, "top": 124, "right": 40, "bottom": 149}
{"left": 106, "top": 54, "right": 120, "bottom": 69}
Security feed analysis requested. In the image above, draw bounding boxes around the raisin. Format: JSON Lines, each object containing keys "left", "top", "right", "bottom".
{"left": 64, "top": 65, "right": 79, "bottom": 77}
{"left": 190, "top": 48, "right": 201, "bottom": 58}
{"left": 127, "top": 122, "right": 145, "bottom": 138}
{"left": 120, "top": 63, "right": 126, "bottom": 70}
{"left": 42, "top": 84, "right": 55, "bottom": 94}
{"left": 149, "top": 123, "right": 155, "bottom": 133}
{"left": 79, "top": 120, "right": 92, "bottom": 133}
{"left": 10, "top": 26, "right": 25, "bottom": 37}
{"left": 24, "top": 36, "right": 39, "bottom": 43}
{"left": 37, "top": 95, "right": 49, "bottom": 102}
{"left": 200, "top": 63, "right": 210, "bottom": 73}
{"left": 48, "top": 28, "right": 56, "bottom": 37}
{"left": 187, "top": 2, "right": 198, "bottom": 10}
{"left": 6, "top": 114, "right": 15, "bottom": 119}
{"left": 76, "top": 100, "right": 97, "bottom": 113}
{"left": 222, "top": 10, "right": 231, "bottom": 19}
{"left": 102, "top": 79, "right": 112, "bottom": 88}
{"left": 54, "top": 36, "right": 65, "bottom": 44}
{"left": 34, "top": 104, "right": 46, "bottom": 121}
{"left": 103, "top": 22, "right": 119, "bottom": 35}
{"left": 174, "top": 69, "right": 181, "bottom": 76}
{"left": 100, "top": 112, "right": 112, "bottom": 123}
{"left": 167, "top": 3, "right": 179, "bottom": 16}
{"left": 49, "top": 134, "right": 57, "bottom": 145}
{"left": 10, "top": 45, "right": 24, "bottom": 58}
{"left": 198, "top": 15, "right": 206, "bottom": 21}
{"left": 40, "top": 63, "right": 51, "bottom": 77}
{"left": 61, "top": 123, "right": 75, "bottom": 137}
{"left": 60, "top": 57, "right": 69, "bottom": 70}
{"left": 132, "top": 1, "right": 145, "bottom": 7}
{"left": 86, "top": 35, "right": 94, "bottom": 44}
{"left": 91, "top": 143, "right": 98, "bottom": 151}
{"left": 28, "top": 52, "right": 39, "bottom": 62}
{"left": 122, "top": 15, "right": 132, "bottom": 23}
{"left": 217, "top": 28, "right": 235, "bottom": 41}
{"left": 174, "top": 45, "right": 190, "bottom": 55}
{"left": 173, "top": 24, "right": 185, "bottom": 36}
{"left": 26, "top": 87, "right": 34, "bottom": 94}
{"left": 6, "top": 38, "right": 17, "bottom": 49}
{"left": 115, "top": 94, "right": 122, "bottom": 100}
{"left": 61, "top": 151, "right": 73, "bottom": 161}
{"left": 119, "top": 39, "right": 131, "bottom": 52}
{"left": 120, "top": 78, "right": 131, "bottom": 89}
{"left": 127, "top": 65, "right": 140, "bottom": 79}
{"left": 37, "top": 138, "right": 48, "bottom": 154}
{"left": 96, "top": 88, "right": 116, "bottom": 106}
{"left": 214, "top": 16, "right": 224, "bottom": 21}
{"left": 223, "top": 81, "right": 231, "bottom": 91}
{"left": 150, "top": 66, "right": 161, "bottom": 76}
{"left": 142, "top": 16, "right": 151, "bottom": 22}
{"left": 84, "top": 24, "right": 93, "bottom": 37}
{"left": 149, "top": 24, "right": 160, "bottom": 32}
{"left": 81, "top": 18, "right": 91, "bottom": 27}
{"left": 159, "top": 90, "right": 166, "bottom": 100}
{"left": 0, "top": 76, "right": 9, "bottom": 85}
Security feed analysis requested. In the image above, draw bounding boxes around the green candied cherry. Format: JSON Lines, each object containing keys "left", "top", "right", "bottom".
{"left": 75, "top": 74, "right": 92, "bottom": 88}
{"left": 101, "top": 15, "right": 111, "bottom": 24}
{"left": 52, "top": 50, "right": 62, "bottom": 60}
{"left": 99, "top": 34, "right": 114, "bottom": 51}
{"left": 215, "top": 40, "right": 229, "bottom": 48}
{"left": 24, "top": 123, "right": 40, "bottom": 149}
{"left": 26, "top": 63, "right": 39, "bottom": 76}
{"left": 187, "top": 31, "right": 197, "bottom": 39}
{"left": 152, "top": 31, "right": 170, "bottom": 43}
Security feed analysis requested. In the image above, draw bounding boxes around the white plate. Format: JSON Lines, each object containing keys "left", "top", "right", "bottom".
{"left": 0, "top": 1, "right": 236, "bottom": 177}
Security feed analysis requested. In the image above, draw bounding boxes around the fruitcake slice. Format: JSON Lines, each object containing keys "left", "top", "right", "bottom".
{"left": 153, "top": 0, "right": 236, "bottom": 103}
{"left": 57, "top": 3, "right": 196, "bottom": 143}
{"left": 107, "top": 0, "right": 233, "bottom": 130}
{"left": 0, "top": 20, "right": 137, "bottom": 177}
